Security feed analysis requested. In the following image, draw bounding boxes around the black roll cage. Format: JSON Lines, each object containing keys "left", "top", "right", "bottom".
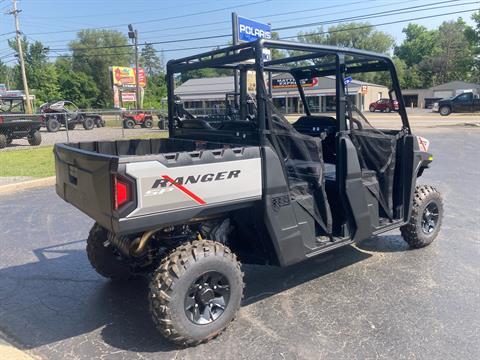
{"left": 166, "top": 39, "right": 411, "bottom": 144}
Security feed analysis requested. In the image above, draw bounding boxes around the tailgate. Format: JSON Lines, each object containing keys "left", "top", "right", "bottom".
{"left": 54, "top": 143, "right": 117, "bottom": 230}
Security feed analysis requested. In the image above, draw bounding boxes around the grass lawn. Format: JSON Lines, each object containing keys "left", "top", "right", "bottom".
{"left": 0, "top": 133, "right": 170, "bottom": 179}
{"left": 0, "top": 146, "right": 55, "bottom": 178}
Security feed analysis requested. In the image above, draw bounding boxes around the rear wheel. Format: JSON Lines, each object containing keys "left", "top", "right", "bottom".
{"left": 82, "top": 117, "right": 95, "bottom": 130}
{"left": 143, "top": 118, "right": 153, "bottom": 128}
{"left": 369, "top": 105, "right": 375, "bottom": 112}
{"left": 0, "top": 134, "right": 7, "bottom": 149}
{"left": 149, "top": 240, "right": 243, "bottom": 346}
{"left": 401, "top": 185, "right": 443, "bottom": 248}
{"left": 27, "top": 130, "right": 42, "bottom": 146}
{"left": 385, "top": 106, "right": 391, "bottom": 113}
{"left": 46, "top": 118, "right": 60, "bottom": 132}
{"left": 86, "top": 223, "right": 134, "bottom": 280}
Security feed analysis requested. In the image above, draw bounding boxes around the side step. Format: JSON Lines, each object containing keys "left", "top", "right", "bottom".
{"left": 306, "top": 237, "right": 354, "bottom": 258}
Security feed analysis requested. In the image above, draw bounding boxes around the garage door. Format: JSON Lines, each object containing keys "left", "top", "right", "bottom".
{"left": 433, "top": 90, "right": 453, "bottom": 99}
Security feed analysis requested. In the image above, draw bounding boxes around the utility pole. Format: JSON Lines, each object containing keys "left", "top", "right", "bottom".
{"left": 10, "top": 0, "right": 32, "bottom": 114}
{"left": 128, "top": 24, "right": 141, "bottom": 110}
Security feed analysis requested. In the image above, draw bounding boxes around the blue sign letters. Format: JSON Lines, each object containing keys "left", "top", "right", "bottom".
{"left": 237, "top": 16, "right": 272, "bottom": 42}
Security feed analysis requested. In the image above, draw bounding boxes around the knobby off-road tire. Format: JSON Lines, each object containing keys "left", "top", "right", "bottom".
{"left": 82, "top": 117, "right": 95, "bottom": 130}
{"left": 46, "top": 118, "right": 60, "bottom": 132}
{"left": 149, "top": 240, "right": 244, "bottom": 346}
{"left": 0, "top": 134, "right": 7, "bottom": 149}
{"left": 27, "top": 130, "right": 42, "bottom": 146}
{"left": 401, "top": 185, "right": 443, "bottom": 248}
{"left": 124, "top": 119, "right": 135, "bottom": 129}
{"left": 143, "top": 118, "right": 153, "bottom": 128}
{"left": 86, "top": 223, "right": 133, "bottom": 280}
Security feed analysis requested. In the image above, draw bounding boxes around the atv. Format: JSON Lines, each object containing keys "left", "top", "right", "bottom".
{"left": 39, "top": 100, "right": 105, "bottom": 132}
{"left": 54, "top": 40, "right": 443, "bottom": 346}
{"left": 122, "top": 111, "right": 154, "bottom": 129}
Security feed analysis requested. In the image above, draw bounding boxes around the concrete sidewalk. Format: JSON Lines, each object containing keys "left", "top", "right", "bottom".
{"left": 0, "top": 334, "right": 35, "bottom": 360}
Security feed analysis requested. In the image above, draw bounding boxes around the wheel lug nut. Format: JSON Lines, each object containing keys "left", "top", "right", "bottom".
{"left": 213, "top": 286, "right": 217, "bottom": 289}
{"left": 195, "top": 304, "right": 198, "bottom": 307}
{"left": 198, "top": 285, "right": 202, "bottom": 289}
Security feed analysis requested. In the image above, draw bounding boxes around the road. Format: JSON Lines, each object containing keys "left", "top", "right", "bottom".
{"left": 2, "top": 110, "right": 479, "bottom": 152}
{"left": 0, "top": 127, "right": 479, "bottom": 359}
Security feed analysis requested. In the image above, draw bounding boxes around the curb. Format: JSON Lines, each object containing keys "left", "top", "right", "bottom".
{"left": 0, "top": 176, "right": 55, "bottom": 196}
{"left": 0, "top": 332, "right": 36, "bottom": 360}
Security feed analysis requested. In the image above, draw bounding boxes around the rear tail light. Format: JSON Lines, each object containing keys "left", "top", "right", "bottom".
{"left": 0, "top": 116, "right": 3, "bottom": 124}
{"left": 113, "top": 175, "right": 132, "bottom": 210}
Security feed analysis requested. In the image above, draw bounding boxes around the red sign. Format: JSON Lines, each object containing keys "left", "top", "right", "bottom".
{"left": 121, "top": 92, "right": 136, "bottom": 102}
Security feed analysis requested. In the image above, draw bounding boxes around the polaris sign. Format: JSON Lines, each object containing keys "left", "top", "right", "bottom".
{"left": 237, "top": 16, "right": 271, "bottom": 42}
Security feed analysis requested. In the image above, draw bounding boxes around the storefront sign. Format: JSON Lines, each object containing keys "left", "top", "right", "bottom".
{"left": 111, "top": 66, "right": 147, "bottom": 88}
{"left": 237, "top": 16, "right": 271, "bottom": 42}
{"left": 272, "top": 77, "right": 318, "bottom": 89}
{"left": 121, "top": 92, "right": 136, "bottom": 102}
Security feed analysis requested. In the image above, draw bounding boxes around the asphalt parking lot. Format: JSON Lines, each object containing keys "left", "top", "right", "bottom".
{"left": 0, "top": 127, "right": 479, "bottom": 359}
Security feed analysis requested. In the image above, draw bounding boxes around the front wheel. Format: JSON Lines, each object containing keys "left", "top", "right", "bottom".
{"left": 0, "top": 134, "right": 7, "bottom": 149}
{"left": 439, "top": 106, "right": 451, "bottom": 116}
{"left": 385, "top": 106, "right": 391, "bottom": 113}
{"left": 401, "top": 185, "right": 443, "bottom": 248}
{"left": 28, "top": 130, "right": 42, "bottom": 146}
{"left": 143, "top": 118, "right": 153, "bottom": 128}
{"left": 149, "top": 240, "right": 244, "bottom": 346}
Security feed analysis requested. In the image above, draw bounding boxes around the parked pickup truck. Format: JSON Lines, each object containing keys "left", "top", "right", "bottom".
{"left": 432, "top": 92, "right": 480, "bottom": 116}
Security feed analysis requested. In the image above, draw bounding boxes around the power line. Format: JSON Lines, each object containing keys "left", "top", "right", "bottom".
{"left": 47, "top": 1, "right": 475, "bottom": 52}
{"left": 275, "top": 0, "right": 474, "bottom": 31}
{"left": 281, "top": 7, "right": 479, "bottom": 40}
{"left": 24, "top": 0, "right": 272, "bottom": 36}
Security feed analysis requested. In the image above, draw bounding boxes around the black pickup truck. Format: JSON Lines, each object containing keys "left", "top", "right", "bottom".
{"left": 433, "top": 92, "right": 480, "bottom": 116}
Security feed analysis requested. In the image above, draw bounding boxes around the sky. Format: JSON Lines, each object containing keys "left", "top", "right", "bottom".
{"left": 0, "top": 0, "right": 477, "bottom": 65}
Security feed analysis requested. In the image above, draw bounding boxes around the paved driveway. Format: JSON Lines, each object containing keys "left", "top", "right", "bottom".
{"left": 0, "top": 128, "right": 479, "bottom": 359}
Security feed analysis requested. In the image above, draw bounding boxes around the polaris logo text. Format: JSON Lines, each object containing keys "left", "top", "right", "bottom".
{"left": 239, "top": 25, "right": 271, "bottom": 40}
{"left": 151, "top": 170, "right": 241, "bottom": 189}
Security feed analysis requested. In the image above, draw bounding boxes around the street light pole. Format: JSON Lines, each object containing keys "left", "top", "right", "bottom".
{"left": 10, "top": 0, "right": 32, "bottom": 114}
{"left": 128, "top": 24, "right": 141, "bottom": 111}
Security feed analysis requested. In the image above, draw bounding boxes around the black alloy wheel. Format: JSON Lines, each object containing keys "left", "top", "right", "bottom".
{"left": 184, "top": 271, "right": 230, "bottom": 325}
{"left": 421, "top": 202, "right": 439, "bottom": 235}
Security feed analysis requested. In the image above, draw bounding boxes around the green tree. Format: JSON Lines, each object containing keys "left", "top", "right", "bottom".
{"left": 297, "top": 22, "right": 395, "bottom": 54}
{"left": 56, "top": 57, "right": 99, "bottom": 108}
{"left": 465, "top": 11, "right": 479, "bottom": 82}
{"left": 394, "top": 24, "right": 438, "bottom": 67}
{"left": 421, "top": 19, "right": 474, "bottom": 85}
{"left": 70, "top": 29, "right": 133, "bottom": 107}
{"left": 140, "top": 43, "right": 163, "bottom": 77}
{"left": 9, "top": 37, "right": 60, "bottom": 104}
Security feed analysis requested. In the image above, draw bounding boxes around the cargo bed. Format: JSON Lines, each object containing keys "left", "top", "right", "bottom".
{"left": 54, "top": 138, "right": 262, "bottom": 235}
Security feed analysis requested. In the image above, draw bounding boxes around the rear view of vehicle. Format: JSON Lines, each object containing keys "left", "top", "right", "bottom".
{"left": 55, "top": 39, "right": 443, "bottom": 347}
